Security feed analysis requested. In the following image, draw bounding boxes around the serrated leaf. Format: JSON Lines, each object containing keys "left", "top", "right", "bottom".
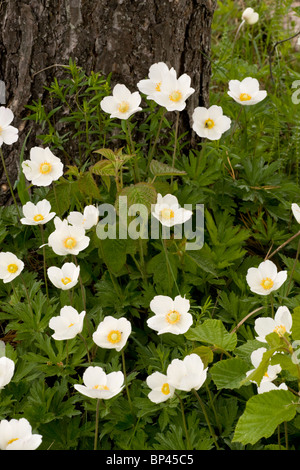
{"left": 93, "top": 148, "right": 116, "bottom": 161}
{"left": 150, "top": 159, "right": 187, "bottom": 177}
{"left": 210, "top": 357, "right": 249, "bottom": 390}
{"left": 233, "top": 390, "right": 297, "bottom": 445}
{"left": 185, "top": 319, "right": 237, "bottom": 352}
{"left": 78, "top": 172, "right": 101, "bottom": 200}
{"left": 292, "top": 306, "right": 300, "bottom": 340}
{"left": 115, "top": 182, "right": 157, "bottom": 215}
{"left": 90, "top": 160, "right": 115, "bottom": 176}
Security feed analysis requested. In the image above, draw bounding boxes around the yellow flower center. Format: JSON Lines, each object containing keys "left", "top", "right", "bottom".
{"left": 63, "top": 237, "right": 77, "bottom": 249}
{"left": 239, "top": 93, "right": 252, "bottom": 102}
{"left": 0, "top": 126, "right": 2, "bottom": 134}
{"left": 169, "top": 90, "right": 182, "bottom": 102}
{"left": 118, "top": 101, "right": 130, "bottom": 113}
{"left": 260, "top": 277, "right": 274, "bottom": 290}
{"left": 40, "top": 162, "right": 52, "bottom": 174}
{"left": 264, "top": 372, "right": 269, "bottom": 378}
{"left": 273, "top": 324, "right": 287, "bottom": 337}
{"left": 7, "top": 263, "right": 18, "bottom": 273}
{"left": 33, "top": 213, "right": 44, "bottom": 222}
{"left": 107, "top": 330, "right": 122, "bottom": 344}
{"left": 61, "top": 277, "right": 72, "bottom": 285}
{"left": 166, "top": 310, "right": 181, "bottom": 324}
{"left": 161, "top": 383, "right": 170, "bottom": 395}
{"left": 155, "top": 81, "right": 162, "bottom": 92}
{"left": 205, "top": 118, "right": 215, "bottom": 129}
{"left": 93, "top": 384, "right": 109, "bottom": 390}
{"left": 160, "top": 208, "right": 175, "bottom": 220}
{"left": 7, "top": 438, "right": 19, "bottom": 446}
{"left": 68, "top": 323, "right": 74, "bottom": 328}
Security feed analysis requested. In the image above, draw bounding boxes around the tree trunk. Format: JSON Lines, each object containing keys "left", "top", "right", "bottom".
{"left": 0, "top": 0, "right": 217, "bottom": 204}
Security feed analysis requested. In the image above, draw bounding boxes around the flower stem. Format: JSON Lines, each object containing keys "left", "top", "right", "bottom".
{"left": 265, "top": 229, "right": 300, "bottom": 260}
{"left": 192, "top": 389, "right": 220, "bottom": 450}
{"left": 0, "top": 146, "right": 21, "bottom": 219}
{"left": 146, "top": 108, "right": 165, "bottom": 173}
{"left": 121, "top": 349, "right": 133, "bottom": 412}
{"left": 40, "top": 225, "right": 49, "bottom": 301}
{"left": 171, "top": 111, "right": 179, "bottom": 189}
{"left": 79, "top": 333, "right": 91, "bottom": 365}
{"left": 286, "top": 236, "right": 300, "bottom": 296}
{"left": 94, "top": 398, "right": 101, "bottom": 450}
{"left": 175, "top": 392, "right": 192, "bottom": 450}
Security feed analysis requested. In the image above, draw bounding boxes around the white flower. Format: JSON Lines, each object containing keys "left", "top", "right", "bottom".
{"left": 47, "top": 262, "right": 80, "bottom": 290}
{"left": 147, "top": 295, "right": 193, "bottom": 335}
{"left": 49, "top": 306, "right": 86, "bottom": 340}
{"left": 292, "top": 203, "right": 300, "bottom": 224}
{"left": 192, "top": 105, "right": 231, "bottom": 141}
{"left": 146, "top": 371, "right": 175, "bottom": 403}
{"left": 0, "top": 418, "right": 42, "bottom": 450}
{"left": 254, "top": 306, "right": 292, "bottom": 343}
{"left": 22, "top": 147, "right": 63, "bottom": 187}
{"left": 0, "top": 252, "right": 24, "bottom": 283}
{"left": 100, "top": 84, "right": 142, "bottom": 120}
{"left": 246, "top": 259, "right": 287, "bottom": 296}
{"left": 257, "top": 381, "right": 288, "bottom": 394}
{"left": 67, "top": 205, "right": 99, "bottom": 230}
{"left": 167, "top": 354, "right": 207, "bottom": 392}
{"left": 0, "top": 107, "right": 18, "bottom": 147}
{"left": 137, "top": 62, "right": 177, "bottom": 102}
{"left": 242, "top": 7, "right": 259, "bottom": 25}
{"left": 0, "top": 357, "right": 15, "bottom": 389}
{"left": 152, "top": 193, "right": 193, "bottom": 227}
{"left": 92, "top": 316, "right": 131, "bottom": 352}
{"left": 153, "top": 72, "right": 195, "bottom": 112}
{"left": 20, "top": 199, "right": 56, "bottom": 226}
{"left": 247, "top": 347, "right": 283, "bottom": 394}
{"left": 74, "top": 366, "right": 124, "bottom": 399}
{"left": 48, "top": 217, "right": 90, "bottom": 256}
{"left": 228, "top": 77, "right": 267, "bottom": 105}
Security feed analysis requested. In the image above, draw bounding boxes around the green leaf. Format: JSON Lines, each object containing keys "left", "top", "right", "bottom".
{"left": 210, "top": 357, "right": 249, "bottom": 390}
{"left": 90, "top": 160, "right": 115, "bottom": 176}
{"left": 115, "top": 182, "right": 157, "bottom": 215}
{"left": 292, "top": 306, "right": 300, "bottom": 340}
{"left": 192, "top": 346, "right": 214, "bottom": 369}
{"left": 233, "top": 390, "right": 297, "bottom": 445}
{"left": 185, "top": 319, "right": 237, "bottom": 352}
{"left": 150, "top": 159, "right": 186, "bottom": 177}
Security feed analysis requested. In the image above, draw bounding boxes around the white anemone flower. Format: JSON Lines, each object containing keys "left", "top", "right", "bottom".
{"left": 0, "top": 357, "right": 15, "bottom": 389}
{"left": 20, "top": 199, "right": 55, "bottom": 226}
{"left": 147, "top": 295, "right": 193, "bottom": 335}
{"left": 228, "top": 77, "right": 267, "bottom": 106}
{"left": 92, "top": 316, "right": 132, "bottom": 352}
{"left": 152, "top": 193, "right": 193, "bottom": 227}
{"left": 47, "top": 262, "right": 80, "bottom": 290}
{"left": 74, "top": 366, "right": 124, "bottom": 399}
{"left": 167, "top": 354, "right": 208, "bottom": 392}
{"left": 67, "top": 205, "right": 99, "bottom": 230}
{"left": 246, "top": 259, "right": 287, "bottom": 296}
{"left": 257, "top": 381, "right": 288, "bottom": 394}
{"left": 291, "top": 203, "right": 300, "bottom": 224}
{"left": 192, "top": 105, "right": 231, "bottom": 141}
{"left": 100, "top": 84, "right": 142, "bottom": 120}
{"left": 0, "top": 107, "right": 18, "bottom": 147}
{"left": 242, "top": 7, "right": 259, "bottom": 25}
{"left": 247, "top": 347, "right": 283, "bottom": 394}
{"left": 146, "top": 371, "right": 175, "bottom": 403}
{"left": 48, "top": 217, "right": 90, "bottom": 256}
{"left": 0, "top": 418, "right": 42, "bottom": 450}
{"left": 153, "top": 72, "right": 195, "bottom": 112}
{"left": 21, "top": 147, "right": 63, "bottom": 187}
{"left": 254, "top": 306, "right": 292, "bottom": 343}
{"left": 0, "top": 252, "right": 24, "bottom": 283}
{"left": 49, "top": 306, "right": 86, "bottom": 340}
{"left": 137, "top": 62, "right": 177, "bottom": 102}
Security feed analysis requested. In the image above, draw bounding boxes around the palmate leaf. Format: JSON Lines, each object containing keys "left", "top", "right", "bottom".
{"left": 233, "top": 390, "right": 298, "bottom": 445}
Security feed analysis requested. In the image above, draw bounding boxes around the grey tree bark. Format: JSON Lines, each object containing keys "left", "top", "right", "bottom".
{"left": 0, "top": 0, "right": 217, "bottom": 204}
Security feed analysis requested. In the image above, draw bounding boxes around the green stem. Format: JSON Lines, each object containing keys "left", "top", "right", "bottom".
{"left": 286, "top": 237, "right": 300, "bottom": 296}
{"left": 94, "top": 398, "right": 101, "bottom": 450}
{"left": 160, "top": 230, "right": 180, "bottom": 296}
{"left": 20, "top": 273, "right": 34, "bottom": 319}
{"left": 146, "top": 108, "right": 165, "bottom": 173}
{"left": 0, "top": 147, "right": 21, "bottom": 219}
{"left": 40, "top": 225, "right": 49, "bottom": 301}
{"left": 175, "top": 393, "right": 192, "bottom": 450}
{"left": 79, "top": 333, "right": 91, "bottom": 365}
{"left": 126, "top": 119, "right": 139, "bottom": 182}
{"left": 121, "top": 349, "right": 133, "bottom": 412}
{"left": 192, "top": 389, "right": 220, "bottom": 450}
{"left": 171, "top": 111, "right": 179, "bottom": 189}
